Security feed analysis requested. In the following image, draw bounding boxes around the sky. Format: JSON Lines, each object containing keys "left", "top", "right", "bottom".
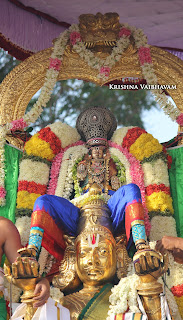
{"left": 142, "top": 106, "right": 178, "bottom": 143}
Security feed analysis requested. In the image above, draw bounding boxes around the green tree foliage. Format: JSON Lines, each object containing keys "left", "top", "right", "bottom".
{"left": 0, "top": 49, "right": 157, "bottom": 131}
{"left": 0, "top": 49, "right": 19, "bottom": 83}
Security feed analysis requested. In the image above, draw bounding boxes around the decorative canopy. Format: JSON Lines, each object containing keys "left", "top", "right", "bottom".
{"left": 1, "top": 0, "right": 183, "bottom": 60}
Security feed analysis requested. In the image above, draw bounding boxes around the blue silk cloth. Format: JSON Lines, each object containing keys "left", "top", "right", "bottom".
{"left": 33, "top": 183, "right": 142, "bottom": 238}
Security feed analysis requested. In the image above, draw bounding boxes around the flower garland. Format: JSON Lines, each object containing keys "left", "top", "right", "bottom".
{"left": 111, "top": 127, "right": 173, "bottom": 221}
{"left": 55, "top": 145, "right": 88, "bottom": 198}
{"left": 107, "top": 274, "right": 140, "bottom": 319}
{"left": 109, "top": 142, "right": 151, "bottom": 236}
{"left": 107, "top": 242, "right": 182, "bottom": 320}
{"left": 110, "top": 154, "right": 126, "bottom": 185}
{"left": 0, "top": 22, "right": 182, "bottom": 206}
{"left": 0, "top": 125, "right": 7, "bottom": 206}
{"left": 50, "top": 287, "right": 64, "bottom": 303}
{"left": 47, "top": 141, "right": 84, "bottom": 195}
{"left": 72, "top": 156, "right": 84, "bottom": 197}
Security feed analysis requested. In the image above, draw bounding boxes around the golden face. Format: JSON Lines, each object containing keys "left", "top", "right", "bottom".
{"left": 91, "top": 146, "right": 105, "bottom": 159}
{"left": 76, "top": 233, "right": 116, "bottom": 286}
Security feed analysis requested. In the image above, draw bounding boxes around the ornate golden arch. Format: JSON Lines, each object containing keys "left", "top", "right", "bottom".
{"left": 0, "top": 41, "right": 183, "bottom": 125}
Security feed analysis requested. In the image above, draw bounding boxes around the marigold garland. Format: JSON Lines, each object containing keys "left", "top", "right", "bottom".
{"left": 38, "top": 127, "right": 61, "bottom": 155}
{"left": 25, "top": 133, "right": 55, "bottom": 160}
{"left": 145, "top": 191, "right": 174, "bottom": 214}
{"left": 129, "top": 133, "right": 163, "bottom": 161}
{"left": 22, "top": 153, "right": 51, "bottom": 166}
{"left": 18, "top": 180, "right": 47, "bottom": 195}
{"left": 140, "top": 151, "right": 167, "bottom": 164}
{"left": 111, "top": 127, "right": 134, "bottom": 146}
{"left": 122, "top": 127, "right": 146, "bottom": 150}
{"left": 145, "top": 184, "right": 170, "bottom": 196}
{"left": 16, "top": 190, "right": 41, "bottom": 210}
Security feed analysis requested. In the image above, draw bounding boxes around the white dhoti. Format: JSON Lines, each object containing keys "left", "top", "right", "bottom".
{"left": 11, "top": 297, "right": 70, "bottom": 320}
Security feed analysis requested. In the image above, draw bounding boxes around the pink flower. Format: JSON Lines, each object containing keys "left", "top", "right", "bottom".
{"left": 47, "top": 140, "right": 84, "bottom": 195}
{"left": 119, "top": 27, "right": 131, "bottom": 38}
{"left": 11, "top": 118, "right": 27, "bottom": 131}
{"left": 0, "top": 187, "right": 6, "bottom": 198}
{"left": 176, "top": 113, "right": 183, "bottom": 126}
{"left": 70, "top": 32, "right": 82, "bottom": 45}
{"left": 100, "top": 66, "right": 111, "bottom": 77}
{"left": 49, "top": 58, "right": 62, "bottom": 71}
{"left": 138, "top": 47, "right": 152, "bottom": 65}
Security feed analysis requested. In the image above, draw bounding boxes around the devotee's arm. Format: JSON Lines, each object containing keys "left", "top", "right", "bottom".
{"left": 156, "top": 235, "right": 183, "bottom": 253}
{"left": 156, "top": 235, "right": 183, "bottom": 264}
{"left": 1, "top": 218, "right": 22, "bottom": 263}
{"left": 1, "top": 217, "right": 50, "bottom": 307}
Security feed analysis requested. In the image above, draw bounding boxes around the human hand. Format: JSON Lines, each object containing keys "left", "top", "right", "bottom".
{"left": 171, "top": 248, "right": 183, "bottom": 264}
{"left": 155, "top": 236, "right": 182, "bottom": 254}
{"left": 33, "top": 278, "right": 50, "bottom": 308}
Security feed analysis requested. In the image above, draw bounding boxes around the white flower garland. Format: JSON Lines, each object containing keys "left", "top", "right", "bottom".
{"left": 111, "top": 127, "right": 134, "bottom": 146}
{"left": 38, "top": 247, "right": 50, "bottom": 276}
{"left": 0, "top": 21, "right": 182, "bottom": 207}
{"left": 50, "top": 287, "right": 64, "bottom": 303}
{"left": 109, "top": 147, "right": 132, "bottom": 184}
{"left": 15, "top": 216, "right": 31, "bottom": 246}
{"left": 107, "top": 273, "right": 140, "bottom": 319}
{"left": 142, "top": 160, "right": 170, "bottom": 187}
{"left": 149, "top": 216, "right": 177, "bottom": 242}
{"left": 55, "top": 145, "right": 88, "bottom": 198}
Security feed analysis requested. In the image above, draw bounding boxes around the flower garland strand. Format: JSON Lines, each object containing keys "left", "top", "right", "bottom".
{"left": 1, "top": 22, "right": 182, "bottom": 206}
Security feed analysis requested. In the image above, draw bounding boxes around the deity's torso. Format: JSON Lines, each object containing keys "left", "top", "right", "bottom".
{"left": 76, "top": 153, "right": 120, "bottom": 194}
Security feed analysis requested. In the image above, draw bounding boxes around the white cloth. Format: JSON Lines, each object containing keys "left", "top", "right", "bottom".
{"left": 11, "top": 297, "right": 70, "bottom": 320}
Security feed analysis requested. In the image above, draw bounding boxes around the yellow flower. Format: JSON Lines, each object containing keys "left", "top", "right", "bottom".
{"left": 129, "top": 133, "right": 163, "bottom": 161}
{"left": 17, "top": 190, "right": 41, "bottom": 210}
{"left": 145, "top": 192, "right": 174, "bottom": 213}
{"left": 25, "top": 134, "right": 55, "bottom": 160}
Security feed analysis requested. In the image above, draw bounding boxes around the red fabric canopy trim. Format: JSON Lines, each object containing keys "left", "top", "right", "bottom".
{"left": 0, "top": 32, "right": 33, "bottom": 61}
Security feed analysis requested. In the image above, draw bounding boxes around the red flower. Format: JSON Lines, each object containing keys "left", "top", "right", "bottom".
{"left": 70, "top": 32, "right": 82, "bottom": 45}
{"left": 122, "top": 127, "right": 146, "bottom": 150}
{"left": 38, "top": 127, "right": 61, "bottom": 155}
{"left": 49, "top": 58, "right": 62, "bottom": 71}
{"left": 167, "top": 154, "right": 172, "bottom": 169}
{"left": 171, "top": 284, "right": 183, "bottom": 297}
{"left": 162, "top": 146, "right": 172, "bottom": 169}
{"left": 145, "top": 184, "right": 170, "bottom": 196}
{"left": 119, "top": 27, "right": 131, "bottom": 38}
{"left": 18, "top": 181, "right": 47, "bottom": 195}
{"left": 138, "top": 47, "right": 152, "bottom": 65}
